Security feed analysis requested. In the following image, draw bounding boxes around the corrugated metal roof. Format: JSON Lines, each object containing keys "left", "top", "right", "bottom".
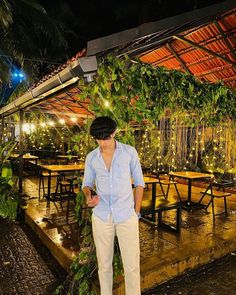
{"left": 139, "top": 9, "right": 236, "bottom": 89}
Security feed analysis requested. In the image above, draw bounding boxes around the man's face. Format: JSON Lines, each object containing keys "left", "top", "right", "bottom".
{"left": 96, "top": 133, "right": 115, "bottom": 150}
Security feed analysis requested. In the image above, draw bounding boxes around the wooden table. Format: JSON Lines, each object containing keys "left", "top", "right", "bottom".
{"left": 56, "top": 155, "right": 79, "bottom": 164}
{"left": 169, "top": 171, "right": 213, "bottom": 210}
{"left": 10, "top": 154, "right": 39, "bottom": 172}
{"left": 41, "top": 164, "right": 84, "bottom": 200}
{"left": 11, "top": 153, "right": 38, "bottom": 161}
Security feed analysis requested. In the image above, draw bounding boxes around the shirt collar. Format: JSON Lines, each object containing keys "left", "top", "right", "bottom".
{"left": 96, "top": 140, "right": 122, "bottom": 158}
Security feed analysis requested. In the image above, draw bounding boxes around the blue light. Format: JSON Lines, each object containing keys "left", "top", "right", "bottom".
{"left": 11, "top": 69, "right": 25, "bottom": 82}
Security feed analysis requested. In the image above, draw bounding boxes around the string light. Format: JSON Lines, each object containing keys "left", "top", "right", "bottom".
{"left": 71, "top": 117, "right": 77, "bottom": 123}
{"left": 59, "top": 119, "right": 65, "bottom": 124}
{"left": 104, "top": 100, "right": 110, "bottom": 108}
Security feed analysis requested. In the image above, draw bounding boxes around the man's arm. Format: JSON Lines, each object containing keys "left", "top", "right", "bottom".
{"left": 82, "top": 154, "right": 99, "bottom": 207}
{"left": 130, "top": 147, "right": 145, "bottom": 214}
{"left": 134, "top": 185, "right": 144, "bottom": 214}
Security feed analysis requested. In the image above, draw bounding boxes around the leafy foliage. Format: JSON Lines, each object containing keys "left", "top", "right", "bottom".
{"left": 0, "top": 141, "right": 20, "bottom": 220}
{"left": 79, "top": 55, "right": 236, "bottom": 130}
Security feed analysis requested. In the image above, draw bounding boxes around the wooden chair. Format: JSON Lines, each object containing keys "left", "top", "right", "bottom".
{"left": 212, "top": 172, "right": 234, "bottom": 192}
{"left": 155, "top": 171, "right": 181, "bottom": 201}
{"left": 38, "top": 167, "right": 59, "bottom": 200}
{"left": 198, "top": 178, "right": 231, "bottom": 218}
{"left": 66, "top": 177, "right": 83, "bottom": 221}
{"left": 55, "top": 173, "right": 76, "bottom": 201}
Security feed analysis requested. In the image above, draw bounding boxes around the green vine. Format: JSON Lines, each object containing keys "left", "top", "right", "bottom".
{"left": 0, "top": 141, "right": 21, "bottom": 220}
{"left": 78, "top": 55, "right": 236, "bottom": 128}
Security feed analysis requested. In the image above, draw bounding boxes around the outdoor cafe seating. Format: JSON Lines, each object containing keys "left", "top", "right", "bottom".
{"left": 212, "top": 172, "right": 235, "bottom": 192}
{"left": 153, "top": 171, "right": 181, "bottom": 201}
{"left": 140, "top": 175, "right": 182, "bottom": 233}
{"left": 38, "top": 166, "right": 59, "bottom": 200}
{"left": 141, "top": 195, "right": 182, "bottom": 233}
{"left": 199, "top": 177, "right": 232, "bottom": 218}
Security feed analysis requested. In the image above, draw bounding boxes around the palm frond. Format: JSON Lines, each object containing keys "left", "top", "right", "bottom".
{"left": 0, "top": 0, "right": 13, "bottom": 28}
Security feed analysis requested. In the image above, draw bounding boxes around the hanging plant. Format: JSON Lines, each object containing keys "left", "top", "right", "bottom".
{"left": 78, "top": 55, "right": 236, "bottom": 129}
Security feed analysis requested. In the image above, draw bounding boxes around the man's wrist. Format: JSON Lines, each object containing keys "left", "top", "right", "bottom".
{"left": 136, "top": 212, "right": 141, "bottom": 219}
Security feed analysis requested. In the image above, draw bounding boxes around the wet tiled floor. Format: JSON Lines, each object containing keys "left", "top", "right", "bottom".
{"left": 144, "top": 251, "right": 236, "bottom": 295}
{"left": 0, "top": 219, "right": 66, "bottom": 295}
{"left": 22, "top": 175, "right": 236, "bottom": 293}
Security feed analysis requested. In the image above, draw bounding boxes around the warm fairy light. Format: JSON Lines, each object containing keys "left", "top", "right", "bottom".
{"left": 48, "top": 121, "right": 55, "bottom": 126}
{"left": 71, "top": 117, "right": 77, "bottom": 123}
{"left": 23, "top": 123, "right": 35, "bottom": 134}
{"left": 40, "top": 122, "right": 46, "bottom": 127}
{"left": 104, "top": 100, "right": 110, "bottom": 108}
{"left": 59, "top": 119, "right": 65, "bottom": 124}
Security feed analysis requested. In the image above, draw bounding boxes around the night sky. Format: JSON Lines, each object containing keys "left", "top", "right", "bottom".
{"left": 42, "top": 0, "right": 225, "bottom": 56}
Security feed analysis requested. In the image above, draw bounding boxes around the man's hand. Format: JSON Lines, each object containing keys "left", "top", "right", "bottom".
{"left": 86, "top": 195, "right": 100, "bottom": 207}
{"left": 83, "top": 187, "right": 100, "bottom": 207}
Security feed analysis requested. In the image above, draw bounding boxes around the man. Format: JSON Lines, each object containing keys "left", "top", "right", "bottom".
{"left": 82, "top": 116, "right": 144, "bottom": 295}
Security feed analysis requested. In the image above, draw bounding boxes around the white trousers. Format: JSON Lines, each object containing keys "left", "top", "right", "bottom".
{"left": 92, "top": 213, "right": 141, "bottom": 295}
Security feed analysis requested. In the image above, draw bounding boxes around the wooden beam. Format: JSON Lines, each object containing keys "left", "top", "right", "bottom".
{"left": 214, "top": 19, "right": 236, "bottom": 61}
{"left": 173, "top": 35, "right": 236, "bottom": 67}
{"left": 66, "top": 90, "right": 94, "bottom": 116}
{"left": 166, "top": 43, "right": 193, "bottom": 74}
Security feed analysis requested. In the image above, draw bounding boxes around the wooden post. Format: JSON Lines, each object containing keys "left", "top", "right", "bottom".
{"left": 0, "top": 118, "right": 4, "bottom": 145}
{"left": 19, "top": 109, "right": 24, "bottom": 193}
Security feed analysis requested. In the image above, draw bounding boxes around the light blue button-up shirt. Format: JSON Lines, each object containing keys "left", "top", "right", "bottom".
{"left": 82, "top": 141, "right": 145, "bottom": 223}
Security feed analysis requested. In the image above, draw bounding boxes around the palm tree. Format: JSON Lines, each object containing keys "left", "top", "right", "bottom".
{"left": 0, "top": 0, "right": 69, "bottom": 86}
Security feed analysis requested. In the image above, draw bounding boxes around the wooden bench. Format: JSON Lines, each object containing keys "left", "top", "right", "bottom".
{"left": 199, "top": 185, "right": 231, "bottom": 218}
{"left": 141, "top": 199, "right": 181, "bottom": 233}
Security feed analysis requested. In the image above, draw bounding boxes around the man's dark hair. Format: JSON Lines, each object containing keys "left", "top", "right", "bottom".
{"left": 90, "top": 116, "right": 117, "bottom": 140}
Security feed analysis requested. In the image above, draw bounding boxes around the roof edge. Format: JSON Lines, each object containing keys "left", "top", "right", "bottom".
{"left": 86, "top": 0, "right": 236, "bottom": 56}
{"left": 0, "top": 56, "right": 97, "bottom": 118}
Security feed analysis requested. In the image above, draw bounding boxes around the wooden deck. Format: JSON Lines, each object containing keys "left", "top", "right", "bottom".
{"left": 22, "top": 176, "right": 236, "bottom": 294}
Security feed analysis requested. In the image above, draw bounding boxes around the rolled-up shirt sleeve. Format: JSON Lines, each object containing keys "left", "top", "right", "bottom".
{"left": 130, "top": 147, "right": 145, "bottom": 188}
{"left": 82, "top": 154, "right": 96, "bottom": 189}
